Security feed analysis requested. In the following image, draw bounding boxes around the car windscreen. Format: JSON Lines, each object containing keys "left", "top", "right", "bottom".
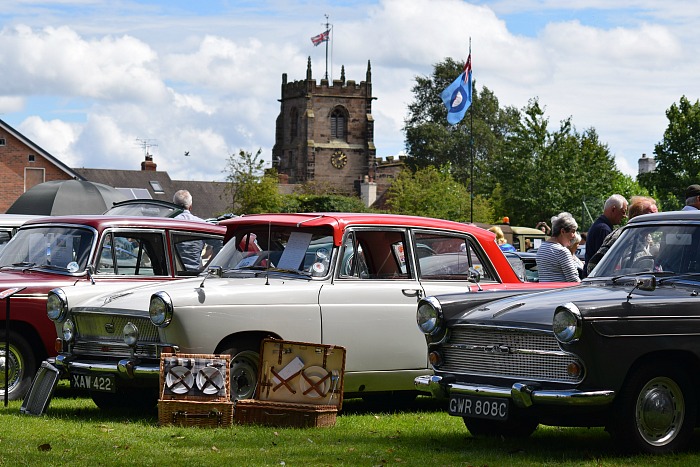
{"left": 0, "top": 226, "right": 95, "bottom": 272}
{"left": 590, "top": 224, "right": 700, "bottom": 277}
{"left": 210, "top": 226, "right": 335, "bottom": 277}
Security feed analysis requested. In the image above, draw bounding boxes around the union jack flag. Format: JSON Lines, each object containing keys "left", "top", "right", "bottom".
{"left": 311, "top": 29, "right": 330, "bottom": 46}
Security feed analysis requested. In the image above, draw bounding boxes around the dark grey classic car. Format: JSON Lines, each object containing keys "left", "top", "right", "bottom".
{"left": 415, "top": 211, "right": 700, "bottom": 454}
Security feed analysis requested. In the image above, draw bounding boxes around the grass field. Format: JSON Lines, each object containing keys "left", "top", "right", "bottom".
{"left": 1, "top": 386, "right": 700, "bottom": 466}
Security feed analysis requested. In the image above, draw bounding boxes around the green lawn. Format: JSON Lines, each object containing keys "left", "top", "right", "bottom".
{"left": 2, "top": 387, "right": 700, "bottom": 466}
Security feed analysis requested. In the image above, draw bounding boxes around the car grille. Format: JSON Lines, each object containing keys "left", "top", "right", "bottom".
{"left": 439, "top": 325, "right": 583, "bottom": 384}
{"left": 72, "top": 312, "right": 160, "bottom": 358}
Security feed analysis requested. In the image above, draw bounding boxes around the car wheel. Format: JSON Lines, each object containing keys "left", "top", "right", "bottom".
{"left": 463, "top": 412, "right": 539, "bottom": 438}
{"left": 224, "top": 348, "right": 259, "bottom": 400}
{"left": 0, "top": 331, "right": 36, "bottom": 401}
{"left": 609, "top": 364, "right": 696, "bottom": 453}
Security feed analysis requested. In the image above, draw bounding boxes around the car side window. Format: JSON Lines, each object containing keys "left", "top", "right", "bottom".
{"left": 172, "top": 233, "right": 224, "bottom": 276}
{"left": 97, "top": 231, "right": 167, "bottom": 276}
{"left": 339, "top": 229, "right": 410, "bottom": 279}
{"left": 414, "top": 232, "right": 496, "bottom": 281}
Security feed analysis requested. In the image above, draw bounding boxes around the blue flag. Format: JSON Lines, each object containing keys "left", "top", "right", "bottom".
{"left": 440, "top": 54, "right": 472, "bottom": 125}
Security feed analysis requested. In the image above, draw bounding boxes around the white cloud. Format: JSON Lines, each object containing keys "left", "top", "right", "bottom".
{"left": 3, "top": 0, "right": 700, "bottom": 182}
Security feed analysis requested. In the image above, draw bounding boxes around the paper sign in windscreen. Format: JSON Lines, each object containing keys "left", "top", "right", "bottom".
{"left": 276, "top": 232, "right": 313, "bottom": 270}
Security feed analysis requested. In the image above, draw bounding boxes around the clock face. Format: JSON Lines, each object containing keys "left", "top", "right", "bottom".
{"left": 331, "top": 150, "right": 347, "bottom": 169}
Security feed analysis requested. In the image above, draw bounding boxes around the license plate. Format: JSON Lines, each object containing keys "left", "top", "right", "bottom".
{"left": 448, "top": 395, "right": 509, "bottom": 420}
{"left": 70, "top": 374, "right": 116, "bottom": 393}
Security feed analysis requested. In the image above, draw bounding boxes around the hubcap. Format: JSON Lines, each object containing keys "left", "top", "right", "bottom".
{"left": 0, "top": 345, "right": 22, "bottom": 396}
{"left": 636, "top": 377, "right": 684, "bottom": 446}
{"left": 230, "top": 351, "right": 259, "bottom": 400}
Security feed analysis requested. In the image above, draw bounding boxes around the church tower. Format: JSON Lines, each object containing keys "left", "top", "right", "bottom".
{"left": 272, "top": 58, "right": 376, "bottom": 194}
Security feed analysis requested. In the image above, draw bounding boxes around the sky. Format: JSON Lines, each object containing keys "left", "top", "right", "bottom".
{"left": 0, "top": 0, "right": 698, "bottom": 183}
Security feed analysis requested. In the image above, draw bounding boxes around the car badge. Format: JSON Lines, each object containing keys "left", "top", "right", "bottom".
{"left": 484, "top": 344, "right": 510, "bottom": 354}
{"left": 104, "top": 323, "right": 115, "bottom": 333}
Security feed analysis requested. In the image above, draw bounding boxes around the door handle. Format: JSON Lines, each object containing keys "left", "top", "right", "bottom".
{"left": 402, "top": 289, "right": 423, "bottom": 298}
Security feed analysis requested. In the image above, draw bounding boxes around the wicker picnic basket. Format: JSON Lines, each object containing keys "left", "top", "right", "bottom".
{"left": 234, "top": 339, "right": 346, "bottom": 428}
{"left": 234, "top": 399, "right": 338, "bottom": 428}
{"left": 157, "top": 353, "right": 233, "bottom": 428}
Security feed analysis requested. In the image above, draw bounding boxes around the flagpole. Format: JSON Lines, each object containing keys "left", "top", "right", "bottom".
{"left": 324, "top": 14, "right": 330, "bottom": 80}
{"left": 469, "top": 46, "right": 474, "bottom": 223}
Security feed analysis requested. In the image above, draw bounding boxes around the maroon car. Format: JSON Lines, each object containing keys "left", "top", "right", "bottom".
{"left": 0, "top": 215, "right": 225, "bottom": 400}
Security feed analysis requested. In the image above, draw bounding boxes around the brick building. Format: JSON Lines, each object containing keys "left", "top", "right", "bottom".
{"left": 0, "top": 118, "right": 79, "bottom": 213}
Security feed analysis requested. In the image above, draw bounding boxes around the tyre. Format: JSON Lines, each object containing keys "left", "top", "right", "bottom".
{"left": 463, "top": 410, "right": 539, "bottom": 438}
{"left": 0, "top": 331, "right": 37, "bottom": 401}
{"left": 609, "top": 363, "right": 696, "bottom": 454}
{"left": 91, "top": 388, "right": 158, "bottom": 412}
{"left": 223, "top": 347, "right": 260, "bottom": 400}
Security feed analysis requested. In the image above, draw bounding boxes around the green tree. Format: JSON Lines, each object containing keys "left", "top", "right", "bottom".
{"left": 222, "top": 148, "right": 282, "bottom": 214}
{"left": 385, "top": 165, "right": 493, "bottom": 222}
{"left": 491, "top": 99, "right": 621, "bottom": 229}
{"left": 639, "top": 95, "right": 700, "bottom": 209}
{"left": 282, "top": 193, "right": 369, "bottom": 213}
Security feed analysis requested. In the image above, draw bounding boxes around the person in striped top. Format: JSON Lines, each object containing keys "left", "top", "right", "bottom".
{"left": 536, "top": 212, "right": 581, "bottom": 282}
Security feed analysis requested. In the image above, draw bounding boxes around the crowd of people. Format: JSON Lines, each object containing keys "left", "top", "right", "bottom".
{"left": 532, "top": 188, "right": 671, "bottom": 282}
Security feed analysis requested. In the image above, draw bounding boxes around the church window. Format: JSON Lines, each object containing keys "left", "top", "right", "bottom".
{"left": 331, "top": 108, "right": 347, "bottom": 140}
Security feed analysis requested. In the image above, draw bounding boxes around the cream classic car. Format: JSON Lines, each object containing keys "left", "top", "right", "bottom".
{"left": 47, "top": 213, "right": 569, "bottom": 409}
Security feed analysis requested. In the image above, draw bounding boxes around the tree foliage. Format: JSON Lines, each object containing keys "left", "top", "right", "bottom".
{"left": 385, "top": 165, "right": 493, "bottom": 222}
{"left": 222, "top": 148, "right": 283, "bottom": 214}
{"left": 639, "top": 95, "right": 700, "bottom": 210}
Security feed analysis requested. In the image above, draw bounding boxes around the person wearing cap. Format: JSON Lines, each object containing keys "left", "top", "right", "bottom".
{"left": 681, "top": 184, "right": 700, "bottom": 211}
{"left": 584, "top": 194, "right": 628, "bottom": 274}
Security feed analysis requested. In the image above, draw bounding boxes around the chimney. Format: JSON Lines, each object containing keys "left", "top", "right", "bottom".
{"left": 141, "top": 154, "right": 157, "bottom": 171}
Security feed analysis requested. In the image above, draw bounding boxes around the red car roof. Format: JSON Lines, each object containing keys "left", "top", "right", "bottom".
{"left": 222, "top": 213, "right": 495, "bottom": 246}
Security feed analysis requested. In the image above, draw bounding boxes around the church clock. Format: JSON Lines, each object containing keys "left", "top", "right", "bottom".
{"left": 330, "top": 150, "right": 347, "bottom": 169}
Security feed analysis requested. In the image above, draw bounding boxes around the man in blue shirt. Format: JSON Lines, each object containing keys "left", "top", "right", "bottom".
{"left": 584, "top": 194, "right": 628, "bottom": 274}
{"left": 173, "top": 190, "right": 206, "bottom": 271}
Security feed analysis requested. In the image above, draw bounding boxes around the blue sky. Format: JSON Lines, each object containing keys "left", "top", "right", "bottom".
{"left": 1, "top": 0, "right": 699, "bottom": 183}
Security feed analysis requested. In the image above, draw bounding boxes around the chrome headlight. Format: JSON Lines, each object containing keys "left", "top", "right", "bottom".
{"left": 47, "top": 288, "right": 68, "bottom": 322}
{"left": 149, "top": 292, "right": 173, "bottom": 328}
{"left": 123, "top": 322, "right": 139, "bottom": 347}
{"left": 62, "top": 319, "right": 75, "bottom": 342}
{"left": 417, "top": 296, "right": 443, "bottom": 335}
{"left": 553, "top": 302, "right": 582, "bottom": 343}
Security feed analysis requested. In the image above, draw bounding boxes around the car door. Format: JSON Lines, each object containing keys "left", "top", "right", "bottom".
{"left": 319, "top": 227, "right": 427, "bottom": 375}
{"left": 412, "top": 229, "right": 502, "bottom": 296}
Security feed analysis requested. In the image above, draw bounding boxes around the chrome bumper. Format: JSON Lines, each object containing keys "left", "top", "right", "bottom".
{"left": 415, "top": 374, "right": 615, "bottom": 408}
{"left": 54, "top": 354, "right": 160, "bottom": 379}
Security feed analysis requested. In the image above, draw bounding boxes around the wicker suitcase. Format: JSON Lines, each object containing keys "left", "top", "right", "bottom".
{"left": 234, "top": 339, "right": 346, "bottom": 428}
{"left": 158, "top": 353, "right": 233, "bottom": 428}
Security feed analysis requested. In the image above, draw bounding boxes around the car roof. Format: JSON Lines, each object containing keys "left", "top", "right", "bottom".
{"left": 627, "top": 210, "right": 700, "bottom": 224}
{"left": 0, "top": 214, "right": 46, "bottom": 228}
{"left": 222, "top": 213, "right": 496, "bottom": 246}
{"left": 21, "top": 215, "right": 226, "bottom": 234}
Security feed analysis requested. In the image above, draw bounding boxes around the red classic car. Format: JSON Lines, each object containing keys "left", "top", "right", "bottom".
{"left": 0, "top": 215, "right": 225, "bottom": 400}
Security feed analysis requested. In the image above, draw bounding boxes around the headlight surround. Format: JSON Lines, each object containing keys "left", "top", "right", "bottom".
{"left": 62, "top": 319, "right": 75, "bottom": 342}
{"left": 149, "top": 292, "right": 173, "bottom": 328}
{"left": 47, "top": 288, "right": 68, "bottom": 322}
{"left": 417, "top": 296, "right": 443, "bottom": 335}
{"left": 553, "top": 302, "right": 582, "bottom": 343}
{"left": 123, "top": 322, "right": 139, "bottom": 347}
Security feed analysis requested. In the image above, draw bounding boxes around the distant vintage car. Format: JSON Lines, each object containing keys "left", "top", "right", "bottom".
{"left": 48, "top": 213, "right": 572, "bottom": 410}
{"left": 0, "top": 214, "right": 43, "bottom": 253}
{"left": 415, "top": 210, "right": 700, "bottom": 454}
{"left": 0, "top": 216, "right": 225, "bottom": 400}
